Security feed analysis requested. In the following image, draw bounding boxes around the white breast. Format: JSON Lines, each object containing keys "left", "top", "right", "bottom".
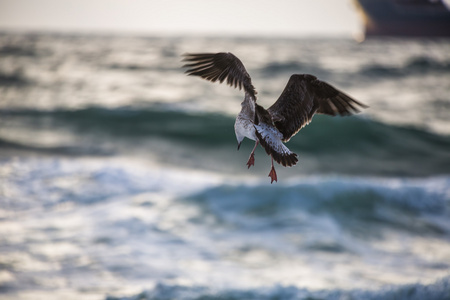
{"left": 235, "top": 114, "right": 257, "bottom": 141}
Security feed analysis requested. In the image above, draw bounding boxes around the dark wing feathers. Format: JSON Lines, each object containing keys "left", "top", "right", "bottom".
{"left": 267, "top": 74, "right": 318, "bottom": 142}
{"left": 268, "top": 74, "right": 367, "bottom": 142}
{"left": 311, "top": 79, "right": 367, "bottom": 116}
{"left": 182, "top": 52, "right": 257, "bottom": 99}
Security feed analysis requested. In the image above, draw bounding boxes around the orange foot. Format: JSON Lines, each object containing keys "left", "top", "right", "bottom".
{"left": 268, "top": 166, "right": 277, "bottom": 184}
{"left": 246, "top": 153, "right": 255, "bottom": 169}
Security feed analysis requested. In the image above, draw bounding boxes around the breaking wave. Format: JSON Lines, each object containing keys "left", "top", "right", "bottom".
{"left": 107, "top": 276, "right": 450, "bottom": 300}
{"left": 1, "top": 107, "right": 449, "bottom": 176}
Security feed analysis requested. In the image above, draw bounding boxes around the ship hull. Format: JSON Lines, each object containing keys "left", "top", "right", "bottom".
{"left": 355, "top": 0, "right": 450, "bottom": 37}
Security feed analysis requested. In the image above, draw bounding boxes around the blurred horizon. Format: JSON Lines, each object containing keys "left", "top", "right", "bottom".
{"left": 0, "top": 0, "right": 361, "bottom": 38}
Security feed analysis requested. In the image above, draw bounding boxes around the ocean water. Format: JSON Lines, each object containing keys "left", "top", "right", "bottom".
{"left": 0, "top": 32, "right": 449, "bottom": 300}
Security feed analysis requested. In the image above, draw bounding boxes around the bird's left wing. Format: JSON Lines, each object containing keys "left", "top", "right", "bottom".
{"left": 182, "top": 52, "right": 257, "bottom": 100}
{"left": 267, "top": 74, "right": 367, "bottom": 142}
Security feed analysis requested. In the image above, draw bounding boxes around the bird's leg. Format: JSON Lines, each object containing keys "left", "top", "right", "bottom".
{"left": 268, "top": 155, "right": 277, "bottom": 184}
{"left": 246, "top": 140, "right": 259, "bottom": 169}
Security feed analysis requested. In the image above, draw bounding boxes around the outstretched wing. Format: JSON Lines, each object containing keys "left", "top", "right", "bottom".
{"left": 268, "top": 74, "right": 367, "bottom": 142}
{"left": 182, "top": 52, "right": 257, "bottom": 100}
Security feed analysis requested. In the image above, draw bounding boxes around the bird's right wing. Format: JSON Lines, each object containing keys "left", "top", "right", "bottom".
{"left": 268, "top": 74, "right": 367, "bottom": 142}
{"left": 182, "top": 52, "right": 257, "bottom": 100}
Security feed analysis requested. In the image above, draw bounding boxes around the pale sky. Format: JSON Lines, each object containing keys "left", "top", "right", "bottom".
{"left": 0, "top": 0, "right": 362, "bottom": 37}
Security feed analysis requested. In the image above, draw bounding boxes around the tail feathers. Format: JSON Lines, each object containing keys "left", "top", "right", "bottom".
{"left": 271, "top": 148, "right": 298, "bottom": 167}
{"left": 255, "top": 125, "right": 298, "bottom": 167}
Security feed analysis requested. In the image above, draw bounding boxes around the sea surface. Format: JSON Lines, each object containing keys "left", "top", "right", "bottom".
{"left": 0, "top": 32, "right": 449, "bottom": 300}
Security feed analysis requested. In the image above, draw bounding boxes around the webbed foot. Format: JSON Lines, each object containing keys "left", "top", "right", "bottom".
{"left": 246, "top": 153, "right": 255, "bottom": 169}
{"left": 268, "top": 166, "right": 277, "bottom": 184}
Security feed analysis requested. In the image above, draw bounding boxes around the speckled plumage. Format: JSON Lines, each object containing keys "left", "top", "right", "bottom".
{"left": 182, "top": 52, "right": 367, "bottom": 182}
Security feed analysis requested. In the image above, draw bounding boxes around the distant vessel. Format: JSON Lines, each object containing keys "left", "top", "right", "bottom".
{"left": 354, "top": 0, "right": 450, "bottom": 37}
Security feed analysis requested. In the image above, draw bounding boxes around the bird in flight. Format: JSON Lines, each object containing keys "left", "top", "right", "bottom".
{"left": 182, "top": 52, "right": 367, "bottom": 183}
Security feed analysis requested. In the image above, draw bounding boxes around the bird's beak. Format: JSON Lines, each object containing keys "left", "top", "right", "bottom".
{"left": 237, "top": 142, "right": 241, "bottom": 150}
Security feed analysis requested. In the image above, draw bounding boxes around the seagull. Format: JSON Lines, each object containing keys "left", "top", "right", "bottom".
{"left": 182, "top": 52, "right": 367, "bottom": 183}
